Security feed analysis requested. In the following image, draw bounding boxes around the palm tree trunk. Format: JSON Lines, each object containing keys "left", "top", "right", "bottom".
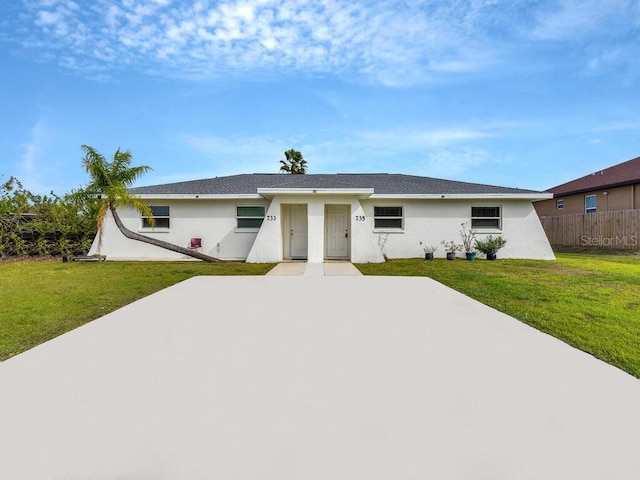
{"left": 110, "top": 205, "right": 222, "bottom": 262}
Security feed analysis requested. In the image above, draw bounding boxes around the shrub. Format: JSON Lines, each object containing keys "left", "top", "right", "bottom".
{"left": 474, "top": 235, "right": 507, "bottom": 255}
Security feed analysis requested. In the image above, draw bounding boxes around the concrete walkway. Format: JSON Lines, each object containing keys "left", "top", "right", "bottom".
{"left": 267, "top": 261, "right": 363, "bottom": 276}
{"left": 1, "top": 274, "right": 640, "bottom": 479}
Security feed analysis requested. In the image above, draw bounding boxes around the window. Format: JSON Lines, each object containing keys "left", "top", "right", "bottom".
{"left": 374, "top": 206, "right": 403, "bottom": 229}
{"left": 585, "top": 195, "right": 596, "bottom": 213}
{"left": 556, "top": 199, "right": 564, "bottom": 210}
{"left": 471, "top": 206, "right": 501, "bottom": 229}
{"left": 237, "top": 205, "right": 265, "bottom": 229}
{"left": 142, "top": 206, "right": 170, "bottom": 229}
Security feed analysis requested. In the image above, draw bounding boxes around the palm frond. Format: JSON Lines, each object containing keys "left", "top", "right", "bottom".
{"left": 120, "top": 165, "right": 153, "bottom": 186}
{"left": 130, "top": 197, "right": 155, "bottom": 227}
{"left": 109, "top": 184, "right": 131, "bottom": 207}
{"left": 81, "top": 145, "right": 155, "bottom": 240}
{"left": 81, "top": 145, "right": 112, "bottom": 190}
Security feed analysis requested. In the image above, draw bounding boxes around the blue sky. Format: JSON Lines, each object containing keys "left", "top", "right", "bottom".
{"left": 1, "top": 0, "right": 640, "bottom": 195}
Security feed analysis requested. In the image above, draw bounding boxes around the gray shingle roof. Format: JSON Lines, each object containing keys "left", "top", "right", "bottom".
{"left": 129, "top": 173, "right": 542, "bottom": 196}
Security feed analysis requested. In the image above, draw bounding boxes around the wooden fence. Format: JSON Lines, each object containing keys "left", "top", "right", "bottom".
{"left": 539, "top": 210, "right": 640, "bottom": 249}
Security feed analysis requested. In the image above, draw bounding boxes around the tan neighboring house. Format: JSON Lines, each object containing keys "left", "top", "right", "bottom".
{"left": 535, "top": 155, "right": 640, "bottom": 216}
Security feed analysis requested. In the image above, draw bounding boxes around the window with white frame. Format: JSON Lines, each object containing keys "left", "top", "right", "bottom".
{"left": 237, "top": 205, "right": 265, "bottom": 229}
{"left": 585, "top": 195, "right": 596, "bottom": 213}
{"left": 471, "top": 206, "right": 501, "bottom": 229}
{"left": 141, "top": 206, "right": 170, "bottom": 229}
{"left": 556, "top": 199, "right": 564, "bottom": 210}
{"left": 374, "top": 206, "right": 403, "bottom": 229}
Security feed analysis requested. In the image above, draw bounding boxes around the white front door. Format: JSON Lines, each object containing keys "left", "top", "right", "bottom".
{"left": 325, "top": 205, "right": 350, "bottom": 259}
{"left": 290, "top": 204, "right": 308, "bottom": 259}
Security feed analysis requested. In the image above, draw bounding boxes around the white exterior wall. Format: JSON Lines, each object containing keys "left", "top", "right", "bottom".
{"left": 357, "top": 198, "right": 555, "bottom": 260}
{"left": 245, "top": 195, "right": 384, "bottom": 263}
{"left": 88, "top": 199, "right": 270, "bottom": 261}
{"left": 90, "top": 196, "right": 554, "bottom": 262}
{"left": 349, "top": 199, "right": 387, "bottom": 263}
{"left": 243, "top": 197, "right": 284, "bottom": 263}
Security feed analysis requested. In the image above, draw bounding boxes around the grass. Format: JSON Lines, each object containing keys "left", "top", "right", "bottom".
{"left": 3, "top": 253, "right": 640, "bottom": 379}
{"left": 356, "top": 252, "right": 640, "bottom": 378}
{"left": 0, "top": 260, "right": 275, "bottom": 361}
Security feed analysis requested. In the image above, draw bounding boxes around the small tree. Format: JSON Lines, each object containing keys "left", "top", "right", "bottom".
{"left": 82, "top": 145, "right": 219, "bottom": 262}
{"left": 459, "top": 222, "right": 476, "bottom": 253}
{"left": 279, "top": 149, "right": 307, "bottom": 174}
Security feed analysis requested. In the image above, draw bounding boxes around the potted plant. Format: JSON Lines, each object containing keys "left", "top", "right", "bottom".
{"left": 441, "top": 240, "right": 462, "bottom": 260}
{"left": 459, "top": 222, "right": 477, "bottom": 260}
{"left": 420, "top": 242, "right": 437, "bottom": 260}
{"left": 474, "top": 235, "right": 507, "bottom": 260}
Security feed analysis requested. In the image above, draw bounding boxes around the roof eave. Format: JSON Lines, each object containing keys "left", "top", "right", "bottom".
{"left": 372, "top": 193, "right": 552, "bottom": 200}
{"left": 130, "top": 191, "right": 551, "bottom": 201}
{"left": 551, "top": 179, "right": 640, "bottom": 197}
{"left": 132, "top": 193, "right": 263, "bottom": 200}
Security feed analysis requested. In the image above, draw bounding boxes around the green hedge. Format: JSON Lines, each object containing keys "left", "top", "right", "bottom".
{"left": 0, "top": 177, "right": 98, "bottom": 258}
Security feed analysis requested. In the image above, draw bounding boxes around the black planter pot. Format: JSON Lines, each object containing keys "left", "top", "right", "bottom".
{"left": 425, "top": 252, "right": 434, "bottom": 260}
{"left": 446, "top": 252, "right": 456, "bottom": 260}
{"left": 487, "top": 253, "right": 497, "bottom": 260}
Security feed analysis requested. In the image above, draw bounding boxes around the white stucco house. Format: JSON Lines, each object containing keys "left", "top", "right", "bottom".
{"left": 89, "top": 173, "right": 555, "bottom": 262}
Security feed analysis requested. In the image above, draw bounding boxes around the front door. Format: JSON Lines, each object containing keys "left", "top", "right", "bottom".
{"left": 290, "top": 204, "right": 308, "bottom": 259}
{"left": 325, "top": 205, "right": 350, "bottom": 259}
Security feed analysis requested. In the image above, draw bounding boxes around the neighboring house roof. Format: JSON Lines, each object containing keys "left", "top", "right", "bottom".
{"left": 130, "top": 173, "right": 546, "bottom": 198}
{"left": 548, "top": 156, "right": 640, "bottom": 196}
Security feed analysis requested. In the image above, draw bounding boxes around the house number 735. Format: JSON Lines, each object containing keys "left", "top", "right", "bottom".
{"left": 355, "top": 215, "right": 365, "bottom": 221}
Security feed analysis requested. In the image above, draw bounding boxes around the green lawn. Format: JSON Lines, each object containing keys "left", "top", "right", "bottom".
{"left": 0, "top": 260, "right": 275, "bottom": 361}
{"left": 357, "top": 253, "right": 640, "bottom": 378}
{"left": 2, "top": 253, "right": 640, "bottom": 378}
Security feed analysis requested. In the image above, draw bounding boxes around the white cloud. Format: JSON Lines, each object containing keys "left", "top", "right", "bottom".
{"left": 420, "top": 148, "right": 508, "bottom": 178}
{"left": 530, "top": 0, "right": 640, "bottom": 78}
{"left": 177, "top": 120, "right": 512, "bottom": 179}
{"left": 14, "top": 0, "right": 513, "bottom": 84}
{"left": 589, "top": 122, "right": 640, "bottom": 132}
{"left": 35, "top": 10, "right": 62, "bottom": 26}
{"left": 531, "top": 0, "right": 630, "bottom": 40}
{"left": 353, "top": 127, "right": 492, "bottom": 150}
{"left": 181, "top": 133, "right": 289, "bottom": 175}
{"left": 15, "top": 1, "right": 638, "bottom": 85}
{"left": 20, "top": 118, "right": 54, "bottom": 193}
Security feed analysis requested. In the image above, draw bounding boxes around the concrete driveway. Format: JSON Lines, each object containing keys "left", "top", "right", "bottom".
{"left": 1, "top": 265, "right": 640, "bottom": 479}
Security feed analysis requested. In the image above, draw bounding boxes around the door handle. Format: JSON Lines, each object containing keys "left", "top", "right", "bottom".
{"left": 291, "top": 229, "right": 294, "bottom": 236}
{"left": 345, "top": 231, "right": 349, "bottom": 238}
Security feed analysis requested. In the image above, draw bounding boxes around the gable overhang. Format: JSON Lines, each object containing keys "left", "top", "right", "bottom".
{"left": 257, "top": 188, "right": 374, "bottom": 199}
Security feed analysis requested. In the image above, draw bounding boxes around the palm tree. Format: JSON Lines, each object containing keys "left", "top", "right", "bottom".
{"left": 82, "top": 145, "right": 218, "bottom": 262}
{"left": 279, "top": 149, "right": 307, "bottom": 174}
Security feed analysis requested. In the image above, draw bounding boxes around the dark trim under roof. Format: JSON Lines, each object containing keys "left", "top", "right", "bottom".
{"left": 129, "top": 173, "right": 542, "bottom": 196}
